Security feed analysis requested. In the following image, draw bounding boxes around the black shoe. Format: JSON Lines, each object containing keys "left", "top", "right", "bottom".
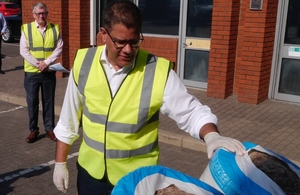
{"left": 0, "top": 70, "right": 5, "bottom": 74}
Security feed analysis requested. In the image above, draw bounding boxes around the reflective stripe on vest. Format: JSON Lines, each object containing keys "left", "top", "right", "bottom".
{"left": 73, "top": 46, "right": 172, "bottom": 185}
{"left": 22, "top": 22, "right": 59, "bottom": 73}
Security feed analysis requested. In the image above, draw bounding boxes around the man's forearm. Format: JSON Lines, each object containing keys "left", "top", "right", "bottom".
{"left": 55, "top": 140, "right": 71, "bottom": 162}
{"left": 199, "top": 123, "right": 219, "bottom": 140}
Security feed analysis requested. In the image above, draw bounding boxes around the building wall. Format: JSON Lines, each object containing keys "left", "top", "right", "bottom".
{"left": 234, "top": 0, "right": 278, "bottom": 104}
{"left": 207, "top": 0, "right": 240, "bottom": 99}
{"left": 22, "top": 0, "right": 280, "bottom": 105}
{"left": 208, "top": 0, "right": 279, "bottom": 104}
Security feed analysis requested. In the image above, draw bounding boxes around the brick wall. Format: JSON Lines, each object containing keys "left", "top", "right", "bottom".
{"left": 141, "top": 36, "right": 178, "bottom": 71}
{"left": 207, "top": 0, "right": 240, "bottom": 99}
{"left": 208, "top": 0, "right": 278, "bottom": 104}
{"left": 235, "top": 0, "right": 278, "bottom": 104}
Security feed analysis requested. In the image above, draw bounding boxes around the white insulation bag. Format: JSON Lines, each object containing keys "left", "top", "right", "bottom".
{"left": 112, "top": 165, "right": 223, "bottom": 195}
{"left": 200, "top": 142, "right": 300, "bottom": 195}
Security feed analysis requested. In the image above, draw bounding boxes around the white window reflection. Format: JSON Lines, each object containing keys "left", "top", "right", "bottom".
{"left": 184, "top": 50, "right": 209, "bottom": 82}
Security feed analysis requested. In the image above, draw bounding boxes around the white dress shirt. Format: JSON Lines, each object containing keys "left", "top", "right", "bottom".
{"left": 54, "top": 46, "right": 218, "bottom": 145}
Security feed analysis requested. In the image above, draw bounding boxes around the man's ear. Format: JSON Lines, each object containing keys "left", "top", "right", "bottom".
{"left": 100, "top": 27, "right": 107, "bottom": 43}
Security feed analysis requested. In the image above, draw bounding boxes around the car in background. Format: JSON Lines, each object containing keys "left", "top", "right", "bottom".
{"left": 0, "top": 2, "right": 21, "bottom": 16}
{"left": 2, "top": 14, "right": 22, "bottom": 43}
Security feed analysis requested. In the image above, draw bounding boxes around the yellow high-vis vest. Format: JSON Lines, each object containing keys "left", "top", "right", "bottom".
{"left": 21, "top": 22, "right": 59, "bottom": 73}
{"left": 73, "top": 46, "right": 173, "bottom": 185}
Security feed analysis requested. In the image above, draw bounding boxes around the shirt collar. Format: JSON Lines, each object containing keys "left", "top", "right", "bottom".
{"left": 34, "top": 20, "right": 47, "bottom": 29}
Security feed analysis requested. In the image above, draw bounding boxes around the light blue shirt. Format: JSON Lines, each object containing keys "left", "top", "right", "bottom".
{"left": 0, "top": 13, "right": 7, "bottom": 34}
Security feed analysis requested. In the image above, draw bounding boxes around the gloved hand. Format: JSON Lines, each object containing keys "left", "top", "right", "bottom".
{"left": 53, "top": 162, "right": 69, "bottom": 193}
{"left": 204, "top": 132, "right": 247, "bottom": 159}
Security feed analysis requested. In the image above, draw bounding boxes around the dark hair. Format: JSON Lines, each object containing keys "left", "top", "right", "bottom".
{"left": 102, "top": 1, "right": 142, "bottom": 32}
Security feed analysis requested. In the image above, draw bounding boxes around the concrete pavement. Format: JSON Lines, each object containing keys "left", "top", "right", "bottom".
{"left": 0, "top": 42, "right": 299, "bottom": 194}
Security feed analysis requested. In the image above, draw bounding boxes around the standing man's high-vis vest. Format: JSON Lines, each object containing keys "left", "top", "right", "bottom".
{"left": 72, "top": 46, "right": 173, "bottom": 185}
{"left": 22, "top": 22, "right": 59, "bottom": 73}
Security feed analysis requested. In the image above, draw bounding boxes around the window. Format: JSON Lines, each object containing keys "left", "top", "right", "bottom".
{"left": 184, "top": 50, "right": 209, "bottom": 82}
{"left": 139, "top": 0, "right": 180, "bottom": 35}
{"left": 97, "top": 0, "right": 180, "bottom": 36}
{"left": 284, "top": 0, "right": 300, "bottom": 44}
{"left": 186, "top": 0, "right": 213, "bottom": 38}
{"left": 279, "top": 59, "right": 300, "bottom": 95}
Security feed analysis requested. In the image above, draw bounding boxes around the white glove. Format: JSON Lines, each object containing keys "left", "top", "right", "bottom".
{"left": 204, "top": 132, "right": 247, "bottom": 159}
{"left": 53, "top": 162, "right": 69, "bottom": 193}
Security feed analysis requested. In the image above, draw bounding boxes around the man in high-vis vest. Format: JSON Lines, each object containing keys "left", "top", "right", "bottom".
{"left": 53, "top": 1, "right": 247, "bottom": 194}
{"left": 20, "top": 2, "right": 63, "bottom": 143}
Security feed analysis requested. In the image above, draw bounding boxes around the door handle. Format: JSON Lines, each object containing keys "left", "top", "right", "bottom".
{"left": 183, "top": 42, "right": 193, "bottom": 48}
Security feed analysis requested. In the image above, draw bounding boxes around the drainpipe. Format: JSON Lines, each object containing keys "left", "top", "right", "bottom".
{"left": 90, "top": 0, "right": 96, "bottom": 47}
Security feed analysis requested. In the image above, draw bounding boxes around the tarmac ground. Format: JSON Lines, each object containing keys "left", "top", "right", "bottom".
{"left": 0, "top": 100, "right": 210, "bottom": 195}
{"left": 0, "top": 42, "right": 299, "bottom": 194}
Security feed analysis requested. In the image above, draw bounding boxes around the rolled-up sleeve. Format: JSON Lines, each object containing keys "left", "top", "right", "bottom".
{"left": 160, "top": 70, "right": 218, "bottom": 140}
{"left": 54, "top": 70, "right": 82, "bottom": 145}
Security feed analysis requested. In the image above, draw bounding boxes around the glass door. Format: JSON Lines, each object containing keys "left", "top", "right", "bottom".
{"left": 178, "top": 0, "right": 213, "bottom": 88}
{"left": 273, "top": 0, "right": 300, "bottom": 103}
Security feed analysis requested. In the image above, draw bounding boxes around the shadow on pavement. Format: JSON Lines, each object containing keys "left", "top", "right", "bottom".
{"left": 3, "top": 65, "right": 23, "bottom": 73}
{"left": 0, "top": 166, "right": 51, "bottom": 194}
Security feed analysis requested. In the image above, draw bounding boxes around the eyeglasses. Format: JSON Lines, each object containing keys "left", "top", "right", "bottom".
{"left": 104, "top": 28, "right": 144, "bottom": 49}
{"left": 34, "top": 12, "right": 48, "bottom": 17}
